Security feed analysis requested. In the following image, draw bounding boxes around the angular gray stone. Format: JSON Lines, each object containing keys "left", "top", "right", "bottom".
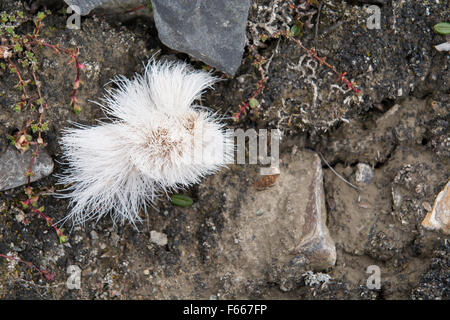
{"left": 64, "top": 0, "right": 111, "bottom": 15}
{"left": 152, "top": 0, "right": 250, "bottom": 75}
{"left": 0, "top": 147, "right": 54, "bottom": 191}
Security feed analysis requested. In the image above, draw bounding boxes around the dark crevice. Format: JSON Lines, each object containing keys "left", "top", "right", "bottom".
{"left": 374, "top": 143, "right": 397, "bottom": 169}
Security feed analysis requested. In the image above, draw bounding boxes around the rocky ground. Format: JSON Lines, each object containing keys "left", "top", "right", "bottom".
{"left": 0, "top": 1, "right": 448, "bottom": 299}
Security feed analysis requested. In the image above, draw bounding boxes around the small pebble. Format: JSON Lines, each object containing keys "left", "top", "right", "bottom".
{"left": 422, "top": 201, "right": 432, "bottom": 212}
{"left": 90, "top": 230, "right": 98, "bottom": 240}
{"left": 355, "top": 163, "right": 374, "bottom": 184}
{"left": 150, "top": 231, "right": 168, "bottom": 246}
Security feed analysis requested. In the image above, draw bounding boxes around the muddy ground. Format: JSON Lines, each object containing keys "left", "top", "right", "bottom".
{"left": 0, "top": 1, "right": 448, "bottom": 299}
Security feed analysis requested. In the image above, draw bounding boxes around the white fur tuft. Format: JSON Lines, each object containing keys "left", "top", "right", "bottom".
{"left": 56, "top": 59, "right": 233, "bottom": 226}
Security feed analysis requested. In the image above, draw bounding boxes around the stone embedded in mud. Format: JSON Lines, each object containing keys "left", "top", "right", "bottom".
{"left": 237, "top": 151, "right": 336, "bottom": 286}
{"left": 0, "top": 147, "right": 54, "bottom": 191}
{"left": 152, "top": 0, "right": 250, "bottom": 75}
{"left": 197, "top": 151, "right": 336, "bottom": 292}
{"left": 355, "top": 163, "right": 374, "bottom": 184}
{"left": 422, "top": 181, "right": 450, "bottom": 235}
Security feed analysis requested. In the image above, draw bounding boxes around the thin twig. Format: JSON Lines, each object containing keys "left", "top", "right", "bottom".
{"left": 314, "top": 2, "right": 322, "bottom": 50}
{"left": 318, "top": 153, "right": 360, "bottom": 191}
{"left": 0, "top": 253, "right": 55, "bottom": 281}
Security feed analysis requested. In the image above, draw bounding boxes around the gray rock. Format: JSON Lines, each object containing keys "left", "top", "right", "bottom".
{"left": 0, "top": 147, "right": 54, "bottom": 191}
{"left": 63, "top": 0, "right": 249, "bottom": 74}
{"left": 150, "top": 230, "right": 168, "bottom": 246}
{"left": 152, "top": 0, "right": 250, "bottom": 75}
{"left": 64, "top": 0, "right": 111, "bottom": 15}
{"left": 355, "top": 163, "right": 374, "bottom": 184}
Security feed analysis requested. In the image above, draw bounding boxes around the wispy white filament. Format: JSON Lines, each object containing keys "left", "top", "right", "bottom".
{"left": 56, "top": 59, "right": 233, "bottom": 226}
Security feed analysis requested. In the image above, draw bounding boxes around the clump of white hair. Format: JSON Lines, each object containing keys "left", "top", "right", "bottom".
{"left": 56, "top": 59, "right": 233, "bottom": 227}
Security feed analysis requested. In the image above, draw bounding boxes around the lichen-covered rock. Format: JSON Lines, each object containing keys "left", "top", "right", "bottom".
{"left": 0, "top": 147, "right": 54, "bottom": 191}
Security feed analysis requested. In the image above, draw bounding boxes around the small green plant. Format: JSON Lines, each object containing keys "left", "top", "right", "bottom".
{"left": 234, "top": 0, "right": 361, "bottom": 120}
{"left": 170, "top": 194, "right": 194, "bottom": 208}
{"left": 433, "top": 22, "right": 450, "bottom": 35}
{"left": 1, "top": 9, "right": 85, "bottom": 244}
{"left": 0, "top": 252, "right": 55, "bottom": 281}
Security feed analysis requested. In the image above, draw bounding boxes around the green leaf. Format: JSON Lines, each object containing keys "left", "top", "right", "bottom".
{"left": 170, "top": 194, "right": 193, "bottom": 208}
{"left": 7, "top": 135, "right": 16, "bottom": 145}
{"left": 249, "top": 98, "right": 259, "bottom": 108}
{"left": 73, "top": 104, "right": 82, "bottom": 114}
{"left": 59, "top": 235, "right": 67, "bottom": 244}
{"left": 290, "top": 21, "right": 303, "bottom": 37}
{"left": 5, "top": 26, "right": 14, "bottom": 35}
{"left": 21, "top": 59, "right": 29, "bottom": 68}
{"left": 37, "top": 11, "right": 46, "bottom": 20}
{"left": 13, "top": 43, "right": 22, "bottom": 52}
{"left": 13, "top": 103, "right": 22, "bottom": 112}
{"left": 434, "top": 22, "right": 450, "bottom": 35}
{"left": 1, "top": 12, "right": 8, "bottom": 23}
{"left": 41, "top": 122, "right": 49, "bottom": 131}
